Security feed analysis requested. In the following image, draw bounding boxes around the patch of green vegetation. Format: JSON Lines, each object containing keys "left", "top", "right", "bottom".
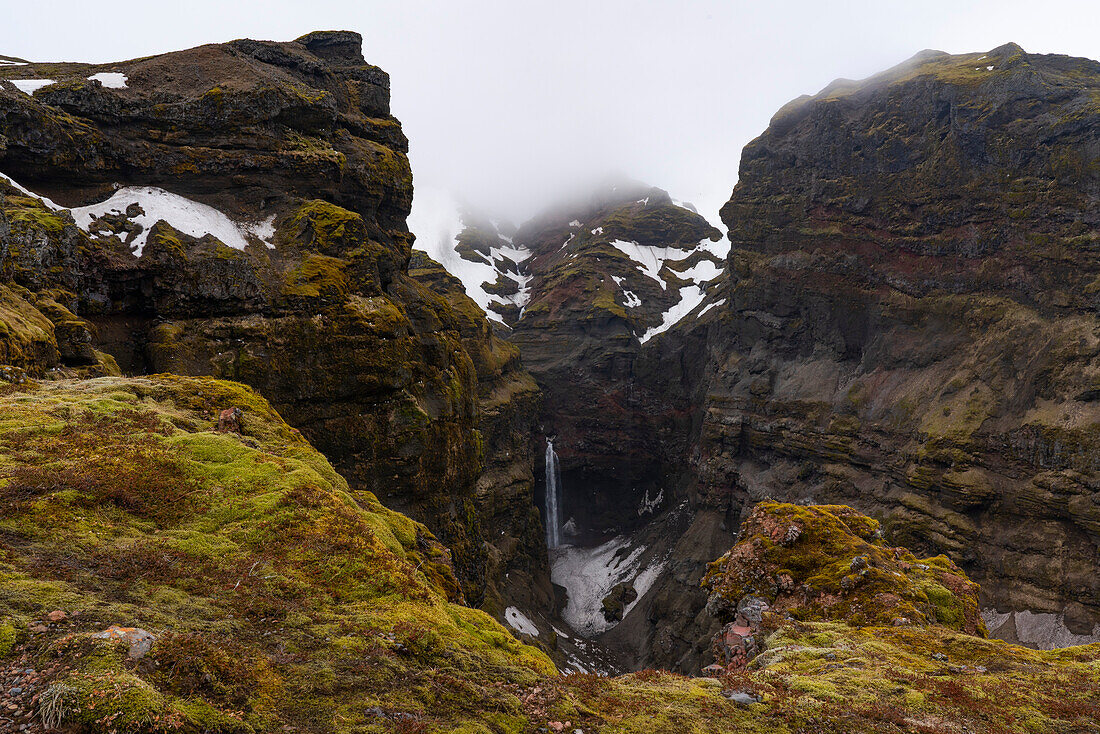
{"left": 283, "top": 253, "right": 349, "bottom": 298}
{"left": 702, "top": 502, "right": 986, "bottom": 633}
{"left": 0, "top": 284, "right": 60, "bottom": 373}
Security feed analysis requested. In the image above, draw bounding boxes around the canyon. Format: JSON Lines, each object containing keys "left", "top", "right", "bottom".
{"left": 0, "top": 30, "right": 1097, "bottom": 733}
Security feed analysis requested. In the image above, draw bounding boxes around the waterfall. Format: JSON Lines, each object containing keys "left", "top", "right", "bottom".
{"left": 545, "top": 438, "right": 562, "bottom": 549}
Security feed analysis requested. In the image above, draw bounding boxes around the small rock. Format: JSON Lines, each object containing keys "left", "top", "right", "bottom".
{"left": 216, "top": 406, "right": 243, "bottom": 433}
{"left": 849, "top": 556, "right": 868, "bottom": 571}
{"left": 46, "top": 610, "right": 67, "bottom": 623}
{"left": 548, "top": 722, "right": 564, "bottom": 733}
{"left": 93, "top": 625, "right": 156, "bottom": 659}
{"left": 931, "top": 652, "right": 948, "bottom": 661}
{"left": 722, "top": 689, "right": 762, "bottom": 705}
{"left": 736, "top": 596, "right": 769, "bottom": 626}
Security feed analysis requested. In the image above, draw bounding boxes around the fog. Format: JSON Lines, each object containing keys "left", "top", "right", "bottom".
{"left": 2, "top": 0, "right": 1097, "bottom": 227}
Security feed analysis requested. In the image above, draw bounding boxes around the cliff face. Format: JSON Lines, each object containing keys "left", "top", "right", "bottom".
{"left": 0, "top": 32, "right": 546, "bottom": 609}
{"left": 506, "top": 184, "right": 724, "bottom": 533}
{"left": 675, "top": 43, "right": 1100, "bottom": 643}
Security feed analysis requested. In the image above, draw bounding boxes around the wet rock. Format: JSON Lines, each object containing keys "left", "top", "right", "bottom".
{"left": 601, "top": 582, "right": 638, "bottom": 623}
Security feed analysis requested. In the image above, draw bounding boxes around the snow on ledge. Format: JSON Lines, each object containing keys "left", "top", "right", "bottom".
{"left": 1, "top": 176, "right": 276, "bottom": 255}
{"left": 71, "top": 186, "right": 273, "bottom": 255}
{"left": 504, "top": 606, "right": 539, "bottom": 637}
{"left": 9, "top": 79, "right": 55, "bottom": 94}
{"left": 639, "top": 285, "right": 705, "bottom": 343}
{"left": 0, "top": 171, "right": 64, "bottom": 210}
{"left": 88, "top": 72, "right": 128, "bottom": 89}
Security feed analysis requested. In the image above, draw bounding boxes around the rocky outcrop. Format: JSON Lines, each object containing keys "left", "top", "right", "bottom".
{"left": 702, "top": 502, "right": 986, "bottom": 639}
{"left": 0, "top": 32, "right": 547, "bottom": 610}
{"left": 652, "top": 43, "right": 1100, "bottom": 646}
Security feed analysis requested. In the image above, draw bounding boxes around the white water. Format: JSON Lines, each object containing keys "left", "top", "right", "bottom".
{"left": 545, "top": 438, "right": 562, "bottom": 548}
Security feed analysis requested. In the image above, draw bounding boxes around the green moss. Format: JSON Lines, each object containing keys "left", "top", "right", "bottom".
{"left": 0, "top": 284, "right": 60, "bottom": 373}
{"left": 0, "top": 375, "right": 554, "bottom": 733}
{"left": 4, "top": 197, "right": 70, "bottom": 236}
{"left": 283, "top": 254, "right": 349, "bottom": 298}
{"left": 0, "top": 621, "right": 16, "bottom": 657}
{"left": 702, "top": 502, "right": 986, "bottom": 634}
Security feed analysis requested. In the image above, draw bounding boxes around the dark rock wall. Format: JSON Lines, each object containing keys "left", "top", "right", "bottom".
{"left": 671, "top": 44, "right": 1100, "bottom": 637}
{"left": 0, "top": 32, "right": 548, "bottom": 609}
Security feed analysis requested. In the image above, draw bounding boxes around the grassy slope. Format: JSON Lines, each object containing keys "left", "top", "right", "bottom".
{"left": 0, "top": 375, "right": 552, "bottom": 733}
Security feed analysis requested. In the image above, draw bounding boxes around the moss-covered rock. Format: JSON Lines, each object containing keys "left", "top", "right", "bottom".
{"left": 702, "top": 502, "right": 985, "bottom": 634}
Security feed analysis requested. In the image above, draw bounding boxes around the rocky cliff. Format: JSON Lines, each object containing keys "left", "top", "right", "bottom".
{"left": 0, "top": 31, "right": 547, "bottom": 612}
{"left": 415, "top": 183, "right": 725, "bottom": 535}
{"left": 654, "top": 42, "right": 1100, "bottom": 653}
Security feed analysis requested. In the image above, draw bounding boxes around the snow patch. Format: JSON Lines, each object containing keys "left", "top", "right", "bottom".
{"left": 983, "top": 608, "right": 1100, "bottom": 649}
{"left": 609, "top": 239, "right": 697, "bottom": 290}
{"left": 88, "top": 72, "right": 128, "bottom": 89}
{"left": 610, "top": 275, "right": 641, "bottom": 308}
{"left": 697, "top": 236, "right": 732, "bottom": 260}
{"left": 638, "top": 488, "right": 663, "bottom": 516}
{"left": 497, "top": 244, "right": 531, "bottom": 263}
{"left": 9, "top": 79, "right": 55, "bottom": 94}
{"left": 639, "top": 285, "right": 706, "bottom": 343}
{"left": 71, "top": 186, "right": 266, "bottom": 255}
{"left": 243, "top": 215, "right": 277, "bottom": 249}
{"left": 677, "top": 259, "right": 723, "bottom": 283}
{"left": 698, "top": 298, "right": 726, "bottom": 318}
{"left": 569, "top": 219, "right": 582, "bottom": 227}
{"left": 504, "top": 607, "right": 539, "bottom": 637}
{"left": 591, "top": 226, "right": 604, "bottom": 235}
{"left": 552, "top": 538, "right": 655, "bottom": 637}
{"left": 624, "top": 560, "right": 666, "bottom": 619}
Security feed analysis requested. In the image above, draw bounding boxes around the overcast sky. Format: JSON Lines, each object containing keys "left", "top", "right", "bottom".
{"left": 2, "top": 1, "right": 1097, "bottom": 226}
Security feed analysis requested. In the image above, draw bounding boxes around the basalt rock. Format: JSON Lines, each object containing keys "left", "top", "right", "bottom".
{"left": 647, "top": 43, "right": 1100, "bottom": 653}
{"left": 702, "top": 502, "right": 986, "bottom": 638}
